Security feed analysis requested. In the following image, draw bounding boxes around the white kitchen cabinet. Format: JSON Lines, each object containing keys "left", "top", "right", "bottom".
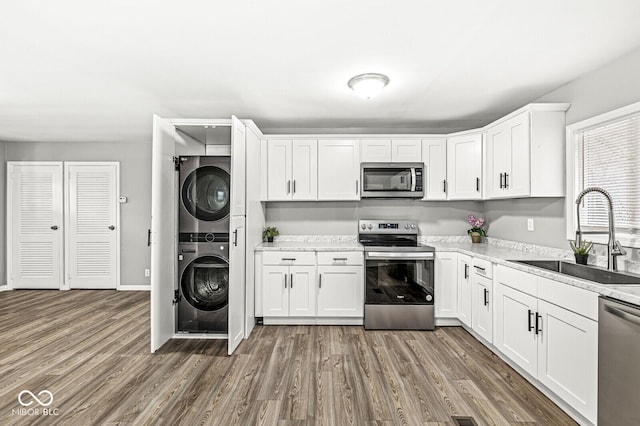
{"left": 230, "top": 116, "right": 247, "bottom": 215}
{"left": 317, "top": 266, "right": 363, "bottom": 317}
{"left": 446, "top": 132, "right": 482, "bottom": 200}
{"left": 361, "top": 139, "right": 392, "bottom": 162}
{"left": 361, "top": 139, "right": 421, "bottom": 162}
{"left": 422, "top": 137, "right": 448, "bottom": 200}
{"left": 435, "top": 252, "right": 458, "bottom": 318}
{"left": 262, "top": 263, "right": 316, "bottom": 317}
{"left": 485, "top": 104, "right": 569, "bottom": 199}
{"left": 391, "top": 139, "right": 421, "bottom": 162}
{"left": 266, "top": 139, "right": 317, "bottom": 201}
{"left": 471, "top": 273, "right": 493, "bottom": 342}
{"left": 457, "top": 254, "right": 472, "bottom": 326}
{"left": 317, "top": 139, "right": 360, "bottom": 200}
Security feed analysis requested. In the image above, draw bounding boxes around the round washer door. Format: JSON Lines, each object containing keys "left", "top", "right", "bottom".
{"left": 182, "top": 166, "right": 230, "bottom": 222}
{"left": 181, "top": 255, "right": 229, "bottom": 311}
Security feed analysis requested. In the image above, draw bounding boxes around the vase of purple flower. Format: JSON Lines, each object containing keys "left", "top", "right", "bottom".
{"left": 467, "top": 214, "right": 486, "bottom": 243}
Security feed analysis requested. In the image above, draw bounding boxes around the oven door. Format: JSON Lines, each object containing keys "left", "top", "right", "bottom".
{"left": 365, "top": 251, "right": 434, "bottom": 305}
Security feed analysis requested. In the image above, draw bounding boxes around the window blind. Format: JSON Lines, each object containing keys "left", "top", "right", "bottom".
{"left": 576, "top": 112, "right": 640, "bottom": 234}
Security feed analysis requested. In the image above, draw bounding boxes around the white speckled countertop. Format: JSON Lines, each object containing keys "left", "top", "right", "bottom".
{"left": 255, "top": 235, "right": 640, "bottom": 306}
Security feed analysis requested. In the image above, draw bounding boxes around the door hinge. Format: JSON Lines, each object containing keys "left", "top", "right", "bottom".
{"left": 172, "top": 289, "right": 181, "bottom": 305}
{"left": 173, "top": 156, "right": 180, "bottom": 171}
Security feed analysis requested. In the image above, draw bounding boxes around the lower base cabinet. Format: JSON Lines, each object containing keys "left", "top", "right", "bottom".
{"left": 317, "top": 266, "right": 363, "bottom": 316}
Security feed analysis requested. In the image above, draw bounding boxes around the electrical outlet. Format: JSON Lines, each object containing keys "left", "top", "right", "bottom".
{"left": 527, "top": 218, "right": 534, "bottom": 231}
{"left": 144, "top": 268, "right": 150, "bottom": 277}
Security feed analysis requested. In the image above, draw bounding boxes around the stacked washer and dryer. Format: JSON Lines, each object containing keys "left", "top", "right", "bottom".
{"left": 177, "top": 156, "right": 231, "bottom": 334}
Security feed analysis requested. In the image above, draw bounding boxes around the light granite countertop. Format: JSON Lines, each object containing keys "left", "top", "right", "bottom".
{"left": 255, "top": 235, "right": 640, "bottom": 306}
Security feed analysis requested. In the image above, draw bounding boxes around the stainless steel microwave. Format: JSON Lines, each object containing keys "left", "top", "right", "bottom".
{"left": 360, "top": 163, "right": 424, "bottom": 198}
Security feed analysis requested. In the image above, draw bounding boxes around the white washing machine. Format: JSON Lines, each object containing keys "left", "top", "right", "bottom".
{"left": 178, "top": 156, "right": 231, "bottom": 234}
{"left": 176, "top": 234, "right": 229, "bottom": 334}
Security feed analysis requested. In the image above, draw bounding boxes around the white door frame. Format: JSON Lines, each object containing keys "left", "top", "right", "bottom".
{"left": 63, "top": 161, "right": 120, "bottom": 291}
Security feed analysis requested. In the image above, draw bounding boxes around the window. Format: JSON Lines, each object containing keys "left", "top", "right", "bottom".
{"left": 567, "top": 101, "right": 640, "bottom": 247}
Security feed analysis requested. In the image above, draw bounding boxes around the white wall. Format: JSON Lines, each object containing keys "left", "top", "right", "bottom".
{"left": 266, "top": 199, "right": 483, "bottom": 237}
{"left": 484, "top": 46, "right": 640, "bottom": 249}
{"left": 0, "top": 142, "right": 6, "bottom": 288}
{"left": 6, "top": 141, "right": 152, "bottom": 287}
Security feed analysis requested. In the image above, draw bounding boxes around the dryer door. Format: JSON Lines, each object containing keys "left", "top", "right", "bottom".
{"left": 181, "top": 255, "right": 229, "bottom": 311}
{"left": 181, "top": 166, "right": 231, "bottom": 222}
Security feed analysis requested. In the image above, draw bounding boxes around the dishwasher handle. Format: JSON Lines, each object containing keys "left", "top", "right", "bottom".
{"left": 604, "top": 302, "right": 640, "bottom": 327}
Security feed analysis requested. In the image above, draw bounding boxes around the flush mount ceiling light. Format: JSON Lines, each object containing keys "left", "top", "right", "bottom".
{"left": 347, "top": 73, "right": 390, "bottom": 99}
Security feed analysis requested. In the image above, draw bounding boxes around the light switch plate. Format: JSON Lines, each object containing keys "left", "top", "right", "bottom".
{"left": 119, "top": 196, "right": 127, "bottom": 203}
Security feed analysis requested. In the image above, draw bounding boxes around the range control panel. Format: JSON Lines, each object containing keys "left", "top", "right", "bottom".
{"left": 358, "top": 220, "right": 418, "bottom": 235}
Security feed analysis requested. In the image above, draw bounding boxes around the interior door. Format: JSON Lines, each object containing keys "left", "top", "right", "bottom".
{"left": 150, "top": 115, "right": 178, "bottom": 352}
{"left": 8, "top": 162, "right": 64, "bottom": 289}
{"left": 228, "top": 215, "right": 245, "bottom": 355}
{"left": 66, "top": 163, "right": 118, "bottom": 289}
{"left": 230, "top": 115, "right": 246, "bottom": 216}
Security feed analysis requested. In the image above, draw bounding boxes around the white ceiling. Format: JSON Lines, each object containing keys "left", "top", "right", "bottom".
{"left": 2, "top": 0, "right": 640, "bottom": 143}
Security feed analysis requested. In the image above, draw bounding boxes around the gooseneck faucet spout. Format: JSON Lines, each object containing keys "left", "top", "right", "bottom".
{"left": 575, "top": 187, "right": 626, "bottom": 271}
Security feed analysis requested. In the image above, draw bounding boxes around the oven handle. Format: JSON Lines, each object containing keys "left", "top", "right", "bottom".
{"left": 366, "top": 252, "right": 434, "bottom": 260}
{"left": 410, "top": 168, "right": 416, "bottom": 192}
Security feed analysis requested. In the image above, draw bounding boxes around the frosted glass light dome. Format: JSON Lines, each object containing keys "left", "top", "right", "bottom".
{"left": 347, "top": 73, "right": 390, "bottom": 99}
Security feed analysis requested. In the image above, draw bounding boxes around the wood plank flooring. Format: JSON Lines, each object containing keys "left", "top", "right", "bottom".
{"left": 0, "top": 290, "right": 576, "bottom": 425}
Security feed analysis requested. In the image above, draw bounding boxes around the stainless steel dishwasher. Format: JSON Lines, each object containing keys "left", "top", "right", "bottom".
{"left": 598, "top": 297, "right": 640, "bottom": 425}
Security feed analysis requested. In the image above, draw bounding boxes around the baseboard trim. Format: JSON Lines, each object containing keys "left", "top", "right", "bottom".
{"left": 435, "top": 317, "right": 461, "bottom": 326}
{"left": 263, "top": 317, "right": 363, "bottom": 326}
{"left": 118, "top": 285, "right": 150, "bottom": 291}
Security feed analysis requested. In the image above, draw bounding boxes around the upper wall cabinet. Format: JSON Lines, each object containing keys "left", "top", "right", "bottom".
{"left": 447, "top": 132, "right": 483, "bottom": 200}
{"left": 318, "top": 139, "right": 360, "bottom": 200}
{"left": 361, "top": 139, "right": 421, "bottom": 162}
{"left": 266, "top": 139, "right": 318, "bottom": 201}
{"left": 485, "top": 104, "right": 569, "bottom": 199}
{"left": 422, "top": 137, "right": 448, "bottom": 200}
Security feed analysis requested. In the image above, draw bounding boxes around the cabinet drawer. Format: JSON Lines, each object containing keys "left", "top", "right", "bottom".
{"left": 317, "top": 251, "right": 363, "bottom": 266}
{"left": 472, "top": 258, "right": 493, "bottom": 278}
{"left": 263, "top": 251, "right": 316, "bottom": 266}
{"left": 538, "top": 276, "right": 598, "bottom": 320}
{"left": 496, "top": 265, "right": 537, "bottom": 297}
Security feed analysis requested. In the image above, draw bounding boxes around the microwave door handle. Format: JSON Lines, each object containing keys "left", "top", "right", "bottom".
{"left": 411, "top": 168, "right": 416, "bottom": 192}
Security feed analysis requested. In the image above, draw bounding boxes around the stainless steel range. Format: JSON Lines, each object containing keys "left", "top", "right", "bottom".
{"left": 359, "top": 219, "right": 435, "bottom": 330}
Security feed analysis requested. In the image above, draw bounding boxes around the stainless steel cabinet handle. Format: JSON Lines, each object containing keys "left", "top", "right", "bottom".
{"left": 476, "top": 177, "right": 480, "bottom": 192}
{"left": 499, "top": 173, "right": 504, "bottom": 189}
{"left": 293, "top": 180, "right": 296, "bottom": 193}
{"left": 443, "top": 179, "right": 447, "bottom": 193}
{"left": 287, "top": 180, "right": 291, "bottom": 194}
{"left": 233, "top": 229, "right": 238, "bottom": 246}
{"left": 504, "top": 173, "right": 509, "bottom": 189}
{"left": 473, "top": 265, "right": 485, "bottom": 271}
{"left": 333, "top": 257, "right": 348, "bottom": 261}
{"left": 147, "top": 229, "right": 151, "bottom": 246}
{"left": 535, "top": 312, "right": 542, "bottom": 334}
{"left": 356, "top": 180, "right": 359, "bottom": 194}
{"left": 483, "top": 288, "right": 489, "bottom": 306}
{"left": 108, "top": 225, "right": 115, "bottom": 230}
{"left": 281, "top": 258, "right": 296, "bottom": 261}
{"left": 284, "top": 274, "right": 287, "bottom": 289}
{"left": 464, "top": 264, "right": 469, "bottom": 279}
{"left": 319, "top": 273, "right": 322, "bottom": 288}
{"left": 528, "top": 309, "right": 534, "bottom": 332}
{"left": 51, "top": 225, "right": 59, "bottom": 230}
{"left": 290, "top": 273, "right": 293, "bottom": 288}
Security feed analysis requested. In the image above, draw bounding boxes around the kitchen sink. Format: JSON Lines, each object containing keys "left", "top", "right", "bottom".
{"left": 508, "top": 260, "right": 640, "bottom": 285}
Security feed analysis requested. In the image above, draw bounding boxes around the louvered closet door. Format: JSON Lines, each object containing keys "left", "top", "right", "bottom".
{"left": 66, "top": 163, "right": 118, "bottom": 289}
{"left": 8, "top": 162, "right": 64, "bottom": 289}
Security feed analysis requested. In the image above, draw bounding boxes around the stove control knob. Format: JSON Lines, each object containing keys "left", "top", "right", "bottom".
{"left": 367, "top": 224, "right": 372, "bottom": 230}
{"left": 361, "top": 224, "right": 366, "bottom": 230}
{"left": 410, "top": 223, "right": 416, "bottom": 229}
{"left": 404, "top": 224, "right": 409, "bottom": 229}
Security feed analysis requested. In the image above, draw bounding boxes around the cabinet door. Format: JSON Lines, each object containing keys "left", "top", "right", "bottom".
{"left": 422, "top": 138, "right": 448, "bottom": 200}
{"left": 291, "top": 139, "right": 317, "bottom": 200}
{"left": 230, "top": 116, "right": 246, "bottom": 215}
{"left": 494, "top": 283, "right": 538, "bottom": 377}
{"left": 361, "top": 139, "right": 391, "bottom": 162}
{"left": 317, "top": 266, "right": 363, "bottom": 317}
{"left": 537, "top": 300, "right": 597, "bottom": 423}
{"left": 289, "top": 266, "right": 317, "bottom": 317}
{"left": 266, "top": 140, "right": 292, "bottom": 200}
{"left": 262, "top": 265, "right": 289, "bottom": 316}
{"left": 8, "top": 162, "right": 64, "bottom": 290}
{"left": 447, "top": 133, "right": 482, "bottom": 200}
{"left": 457, "top": 254, "right": 472, "bottom": 326}
{"left": 486, "top": 123, "right": 509, "bottom": 198}
{"left": 228, "top": 216, "right": 246, "bottom": 355}
{"left": 317, "top": 139, "right": 360, "bottom": 200}
{"left": 435, "top": 252, "right": 457, "bottom": 317}
{"left": 391, "top": 139, "right": 422, "bottom": 162}
{"left": 471, "top": 274, "right": 493, "bottom": 342}
{"left": 504, "top": 112, "right": 530, "bottom": 197}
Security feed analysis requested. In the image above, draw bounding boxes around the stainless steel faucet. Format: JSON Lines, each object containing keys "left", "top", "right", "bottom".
{"left": 575, "top": 187, "right": 626, "bottom": 271}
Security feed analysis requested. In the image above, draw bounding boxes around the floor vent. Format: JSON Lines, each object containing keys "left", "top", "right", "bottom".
{"left": 452, "top": 416, "right": 478, "bottom": 426}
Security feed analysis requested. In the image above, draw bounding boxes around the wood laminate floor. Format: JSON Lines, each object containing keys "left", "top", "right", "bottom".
{"left": 0, "top": 290, "right": 576, "bottom": 425}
